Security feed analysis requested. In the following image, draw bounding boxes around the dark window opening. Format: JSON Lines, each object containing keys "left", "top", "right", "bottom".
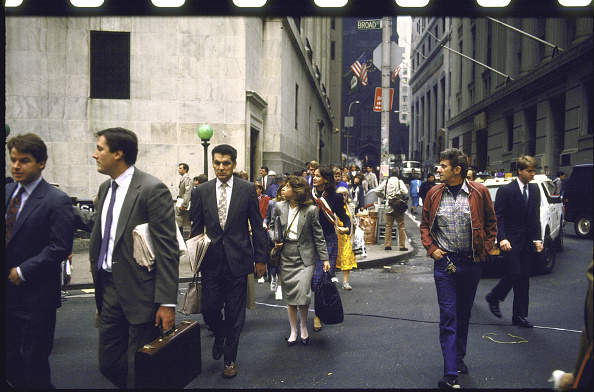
{"left": 90, "top": 31, "right": 130, "bottom": 99}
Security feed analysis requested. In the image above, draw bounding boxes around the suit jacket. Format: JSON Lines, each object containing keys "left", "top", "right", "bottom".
{"left": 258, "top": 175, "right": 272, "bottom": 193}
{"left": 270, "top": 202, "right": 328, "bottom": 266}
{"left": 87, "top": 168, "right": 179, "bottom": 324}
{"left": 178, "top": 173, "right": 192, "bottom": 209}
{"left": 5, "top": 179, "right": 74, "bottom": 309}
{"left": 494, "top": 179, "right": 542, "bottom": 254}
{"left": 190, "top": 177, "right": 267, "bottom": 277}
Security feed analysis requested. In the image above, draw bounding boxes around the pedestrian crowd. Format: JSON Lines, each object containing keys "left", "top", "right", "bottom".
{"left": 6, "top": 129, "right": 591, "bottom": 389}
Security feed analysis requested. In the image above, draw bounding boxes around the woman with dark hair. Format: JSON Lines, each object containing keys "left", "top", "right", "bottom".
{"left": 349, "top": 173, "right": 365, "bottom": 213}
{"left": 311, "top": 165, "right": 351, "bottom": 331}
{"left": 270, "top": 176, "right": 329, "bottom": 345}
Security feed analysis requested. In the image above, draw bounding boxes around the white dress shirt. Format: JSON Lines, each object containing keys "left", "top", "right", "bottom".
{"left": 287, "top": 205, "right": 300, "bottom": 241}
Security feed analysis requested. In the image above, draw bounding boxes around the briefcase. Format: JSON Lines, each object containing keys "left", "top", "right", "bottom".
{"left": 135, "top": 320, "right": 201, "bottom": 389}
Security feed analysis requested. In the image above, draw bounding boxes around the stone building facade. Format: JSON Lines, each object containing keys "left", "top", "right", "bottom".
{"left": 410, "top": 16, "right": 592, "bottom": 177}
{"left": 5, "top": 16, "right": 341, "bottom": 199}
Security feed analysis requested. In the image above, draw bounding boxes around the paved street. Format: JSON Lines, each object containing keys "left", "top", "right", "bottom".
{"left": 50, "top": 214, "right": 590, "bottom": 389}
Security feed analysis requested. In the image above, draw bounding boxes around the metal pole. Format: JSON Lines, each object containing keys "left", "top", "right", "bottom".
{"left": 486, "top": 17, "right": 563, "bottom": 52}
{"left": 202, "top": 140, "right": 210, "bottom": 179}
{"left": 347, "top": 101, "right": 360, "bottom": 164}
{"left": 380, "top": 16, "right": 391, "bottom": 181}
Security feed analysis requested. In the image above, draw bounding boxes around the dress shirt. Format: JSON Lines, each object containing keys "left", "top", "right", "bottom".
{"left": 100, "top": 165, "right": 135, "bottom": 272}
{"left": 287, "top": 205, "right": 300, "bottom": 241}
{"left": 216, "top": 175, "right": 234, "bottom": 222}
{"left": 7, "top": 176, "right": 44, "bottom": 281}
{"left": 517, "top": 178, "right": 529, "bottom": 200}
{"left": 433, "top": 181, "right": 472, "bottom": 253}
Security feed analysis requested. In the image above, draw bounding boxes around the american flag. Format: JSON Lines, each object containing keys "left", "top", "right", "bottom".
{"left": 391, "top": 65, "right": 401, "bottom": 83}
{"left": 350, "top": 53, "right": 368, "bottom": 86}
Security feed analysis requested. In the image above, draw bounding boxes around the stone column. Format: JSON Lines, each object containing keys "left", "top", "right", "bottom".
{"left": 520, "top": 18, "right": 539, "bottom": 75}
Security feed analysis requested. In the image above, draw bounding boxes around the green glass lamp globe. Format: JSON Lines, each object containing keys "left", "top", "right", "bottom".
{"left": 197, "top": 124, "right": 213, "bottom": 141}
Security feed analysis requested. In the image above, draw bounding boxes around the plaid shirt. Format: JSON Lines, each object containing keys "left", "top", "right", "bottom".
{"left": 433, "top": 181, "right": 472, "bottom": 252}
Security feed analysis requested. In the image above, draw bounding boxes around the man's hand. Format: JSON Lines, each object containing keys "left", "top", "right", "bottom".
{"left": 336, "top": 226, "right": 349, "bottom": 235}
{"left": 155, "top": 306, "right": 175, "bottom": 331}
{"left": 430, "top": 248, "right": 448, "bottom": 261}
{"left": 8, "top": 267, "right": 22, "bottom": 286}
{"left": 255, "top": 262, "right": 267, "bottom": 279}
{"left": 322, "top": 260, "right": 330, "bottom": 272}
{"left": 499, "top": 239, "right": 512, "bottom": 252}
{"left": 534, "top": 241, "right": 543, "bottom": 253}
{"left": 179, "top": 205, "right": 187, "bottom": 211}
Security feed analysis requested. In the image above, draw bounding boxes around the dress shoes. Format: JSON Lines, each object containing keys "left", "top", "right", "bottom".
{"left": 301, "top": 337, "right": 309, "bottom": 346}
{"left": 457, "top": 359, "right": 468, "bottom": 374}
{"left": 485, "top": 293, "right": 502, "bottom": 318}
{"left": 285, "top": 338, "right": 297, "bottom": 347}
{"left": 212, "top": 338, "right": 225, "bottom": 360}
{"left": 385, "top": 246, "right": 392, "bottom": 250}
{"left": 512, "top": 315, "right": 533, "bottom": 328}
{"left": 399, "top": 247, "right": 409, "bottom": 251}
{"left": 222, "top": 362, "right": 237, "bottom": 379}
{"left": 313, "top": 316, "right": 322, "bottom": 332}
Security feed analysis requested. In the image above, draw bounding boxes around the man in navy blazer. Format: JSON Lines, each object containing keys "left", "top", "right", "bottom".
{"left": 5, "top": 133, "right": 74, "bottom": 388}
{"left": 77, "top": 128, "right": 179, "bottom": 388}
{"left": 190, "top": 144, "right": 267, "bottom": 379}
{"left": 486, "top": 156, "right": 543, "bottom": 328}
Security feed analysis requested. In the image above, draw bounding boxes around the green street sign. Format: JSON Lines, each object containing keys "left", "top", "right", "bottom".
{"left": 357, "top": 19, "right": 381, "bottom": 30}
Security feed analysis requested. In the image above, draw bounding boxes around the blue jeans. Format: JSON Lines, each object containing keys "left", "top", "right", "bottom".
{"left": 433, "top": 252, "right": 482, "bottom": 377}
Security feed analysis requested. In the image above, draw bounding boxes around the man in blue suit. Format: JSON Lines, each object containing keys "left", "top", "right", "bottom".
{"left": 486, "top": 156, "right": 543, "bottom": 328}
{"left": 191, "top": 144, "right": 267, "bottom": 379}
{"left": 5, "top": 133, "right": 74, "bottom": 388}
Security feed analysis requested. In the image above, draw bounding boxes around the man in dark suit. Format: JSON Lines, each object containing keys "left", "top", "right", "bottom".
{"left": 257, "top": 166, "right": 271, "bottom": 194}
{"left": 81, "top": 128, "right": 179, "bottom": 388}
{"left": 191, "top": 144, "right": 267, "bottom": 379}
{"left": 486, "top": 155, "right": 543, "bottom": 328}
{"left": 5, "top": 133, "right": 74, "bottom": 388}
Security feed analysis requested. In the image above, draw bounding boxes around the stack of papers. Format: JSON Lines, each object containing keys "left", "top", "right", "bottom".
{"left": 186, "top": 233, "right": 211, "bottom": 273}
{"left": 132, "top": 223, "right": 191, "bottom": 271}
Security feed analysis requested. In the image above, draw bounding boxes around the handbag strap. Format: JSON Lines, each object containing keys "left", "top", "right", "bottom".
{"left": 281, "top": 207, "right": 300, "bottom": 242}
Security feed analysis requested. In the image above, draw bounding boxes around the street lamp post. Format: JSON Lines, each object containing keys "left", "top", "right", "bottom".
{"left": 345, "top": 100, "right": 360, "bottom": 161}
{"left": 197, "top": 124, "right": 213, "bottom": 179}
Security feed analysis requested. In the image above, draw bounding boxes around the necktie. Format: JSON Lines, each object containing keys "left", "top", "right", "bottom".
{"left": 98, "top": 181, "right": 119, "bottom": 271}
{"left": 218, "top": 183, "right": 228, "bottom": 228}
{"left": 523, "top": 184, "right": 528, "bottom": 204}
{"left": 5, "top": 186, "right": 25, "bottom": 245}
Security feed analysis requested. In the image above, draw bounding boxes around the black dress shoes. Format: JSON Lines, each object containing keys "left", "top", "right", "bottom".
{"left": 512, "top": 316, "right": 533, "bottom": 328}
{"left": 212, "top": 338, "right": 225, "bottom": 360}
{"left": 485, "top": 293, "right": 502, "bottom": 318}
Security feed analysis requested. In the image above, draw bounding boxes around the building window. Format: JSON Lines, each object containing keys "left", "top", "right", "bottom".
{"left": 331, "top": 41, "right": 335, "bottom": 60}
{"left": 483, "top": 72, "right": 491, "bottom": 100}
{"left": 331, "top": 17, "right": 336, "bottom": 30}
{"left": 452, "top": 136, "right": 459, "bottom": 149}
{"left": 505, "top": 113, "right": 514, "bottom": 152}
{"left": 90, "top": 31, "right": 130, "bottom": 99}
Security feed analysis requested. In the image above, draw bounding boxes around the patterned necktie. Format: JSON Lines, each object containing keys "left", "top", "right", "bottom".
{"left": 218, "top": 183, "right": 228, "bottom": 228}
{"left": 97, "top": 181, "right": 119, "bottom": 271}
{"left": 523, "top": 184, "right": 528, "bottom": 204}
{"left": 5, "top": 186, "right": 25, "bottom": 245}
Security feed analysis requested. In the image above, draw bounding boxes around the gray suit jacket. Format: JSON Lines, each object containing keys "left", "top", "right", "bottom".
{"left": 270, "top": 202, "right": 328, "bottom": 266}
{"left": 87, "top": 168, "right": 179, "bottom": 324}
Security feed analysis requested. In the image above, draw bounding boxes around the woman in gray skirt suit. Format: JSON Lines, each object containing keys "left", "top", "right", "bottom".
{"left": 271, "top": 176, "right": 329, "bottom": 346}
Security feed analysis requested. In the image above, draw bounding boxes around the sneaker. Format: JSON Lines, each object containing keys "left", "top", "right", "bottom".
{"left": 331, "top": 276, "right": 338, "bottom": 283}
{"left": 342, "top": 281, "right": 352, "bottom": 290}
{"left": 270, "top": 277, "right": 278, "bottom": 292}
{"left": 257, "top": 277, "right": 265, "bottom": 284}
{"left": 438, "top": 375, "right": 460, "bottom": 389}
{"left": 275, "top": 286, "right": 283, "bottom": 300}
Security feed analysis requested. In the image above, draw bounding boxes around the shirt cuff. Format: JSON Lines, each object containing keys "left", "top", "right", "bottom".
{"left": 16, "top": 267, "right": 25, "bottom": 281}
{"left": 161, "top": 304, "right": 176, "bottom": 307}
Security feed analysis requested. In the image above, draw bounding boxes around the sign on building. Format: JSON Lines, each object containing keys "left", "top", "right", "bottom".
{"left": 357, "top": 19, "right": 382, "bottom": 30}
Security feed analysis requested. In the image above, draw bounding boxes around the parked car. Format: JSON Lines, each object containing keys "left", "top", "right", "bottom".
{"left": 563, "top": 164, "right": 593, "bottom": 239}
{"left": 400, "top": 161, "right": 421, "bottom": 181}
{"left": 482, "top": 175, "right": 563, "bottom": 275}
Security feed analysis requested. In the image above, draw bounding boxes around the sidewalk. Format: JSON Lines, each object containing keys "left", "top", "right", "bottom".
{"left": 67, "top": 212, "right": 418, "bottom": 290}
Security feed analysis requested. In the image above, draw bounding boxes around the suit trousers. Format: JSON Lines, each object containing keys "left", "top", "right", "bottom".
{"left": 489, "top": 245, "right": 533, "bottom": 318}
{"left": 201, "top": 257, "right": 247, "bottom": 365}
{"left": 384, "top": 210, "right": 406, "bottom": 248}
{"left": 433, "top": 253, "right": 482, "bottom": 377}
{"left": 5, "top": 306, "right": 57, "bottom": 388}
{"left": 98, "top": 271, "right": 161, "bottom": 389}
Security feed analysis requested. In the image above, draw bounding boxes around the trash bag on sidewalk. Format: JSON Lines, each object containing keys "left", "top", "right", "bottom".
{"left": 315, "top": 271, "right": 344, "bottom": 324}
{"left": 352, "top": 226, "right": 365, "bottom": 256}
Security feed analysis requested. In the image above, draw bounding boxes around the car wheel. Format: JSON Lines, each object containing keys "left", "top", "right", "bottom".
{"left": 574, "top": 213, "right": 592, "bottom": 239}
{"left": 535, "top": 236, "right": 555, "bottom": 275}
{"left": 554, "top": 220, "right": 563, "bottom": 253}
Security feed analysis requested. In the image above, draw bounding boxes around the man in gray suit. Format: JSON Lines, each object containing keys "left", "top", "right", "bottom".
{"left": 175, "top": 163, "right": 192, "bottom": 236}
{"left": 84, "top": 128, "right": 179, "bottom": 388}
{"left": 191, "top": 144, "right": 267, "bottom": 379}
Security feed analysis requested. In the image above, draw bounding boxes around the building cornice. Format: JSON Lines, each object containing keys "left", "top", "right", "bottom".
{"left": 246, "top": 90, "right": 268, "bottom": 111}
{"left": 446, "top": 35, "right": 593, "bottom": 129}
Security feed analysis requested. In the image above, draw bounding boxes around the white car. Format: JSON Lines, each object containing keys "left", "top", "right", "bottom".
{"left": 482, "top": 175, "right": 563, "bottom": 275}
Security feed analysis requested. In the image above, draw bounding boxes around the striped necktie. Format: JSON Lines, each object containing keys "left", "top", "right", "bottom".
{"left": 218, "top": 183, "right": 228, "bottom": 228}
{"left": 97, "top": 181, "right": 119, "bottom": 271}
{"left": 5, "top": 186, "right": 25, "bottom": 245}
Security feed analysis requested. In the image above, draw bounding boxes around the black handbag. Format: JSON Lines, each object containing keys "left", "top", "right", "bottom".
{"left": 386, "top": 178, "right": 408, "bottom": 213}
{"left": 314, "top": 271, "right": 344, "bottom": 324}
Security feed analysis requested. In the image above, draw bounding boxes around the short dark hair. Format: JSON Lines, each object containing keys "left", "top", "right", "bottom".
{"left": 316, "top": 165, "right": 336, "bottom": 194}
{"left": 196, "top": 174, "right": 208, "bottom": 184}
{"left": 212, "top": 144, "right": 237, "bottom": 163}
{"left": 557, "top": 171, "right": 565, "bottom": 177}
{"left": 439, "top": 148, "right": 468, "bottom": 179}
{"left": 7, "top": 133, "right": 48, "bottom": 164}
{"left": 95, "top": 127, "right": 138, "bottom": 165}
{"left": 179, "top": 163, "right": 189, "bottom": 172}
{"left": 261, "top": 166, "right": 268, "bottom": 173}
